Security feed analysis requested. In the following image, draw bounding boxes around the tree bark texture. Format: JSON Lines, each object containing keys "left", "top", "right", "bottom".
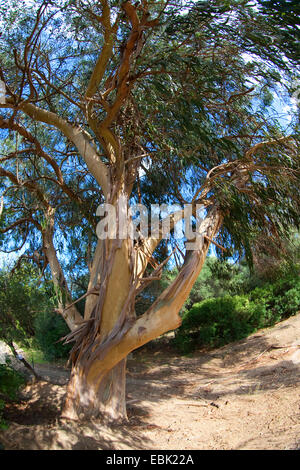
{"left": 62, "top": 205, "right": 222, "bottom": 421}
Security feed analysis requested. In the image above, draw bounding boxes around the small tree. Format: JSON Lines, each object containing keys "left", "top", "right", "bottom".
{"left": 0, "top": 1, "right": 299, "bottom": 421}
{"left": 0, "top": 263, "right": 47, "bottom": 379}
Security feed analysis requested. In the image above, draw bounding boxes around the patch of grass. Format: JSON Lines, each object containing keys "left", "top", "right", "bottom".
{"left": 20, "top": 346, "right": 47, "bottom": 365}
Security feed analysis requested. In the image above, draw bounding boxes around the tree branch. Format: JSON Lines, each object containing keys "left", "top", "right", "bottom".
{"left": 1, "top": 100, "right": 110, "bottom": 197}
{"left": 85, "top": 209, "right": 223, "bottom": 382}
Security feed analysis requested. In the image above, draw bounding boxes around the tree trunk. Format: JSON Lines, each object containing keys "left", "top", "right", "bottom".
{"left": 62, "top": 236, "right": 134, "bottom": 421}
{"left": 43, "top": 227, "right": 83, "bottom": 331}
{"left": 8, "top": 341, "right": 41, "bottom": 382}
{"left": 62, "top": 207, "right": 222, "bottom": 422}
{"left": 62, "top": 359, "right": 127, "bottom": 421}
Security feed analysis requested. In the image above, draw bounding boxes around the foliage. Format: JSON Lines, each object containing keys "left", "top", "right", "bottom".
{"left": 34, "top": 310, "right": 72, "bottom": 362}
{"left": 257, "top": 0, "right": 300, "bottom": 63}
{"left": 0, "top": 359, "right": 25, "bottom": 429}
{"left": 173, "top": 272, "right": 300, "bottom": 353}
{"left": 251, "top": 230, "right": 300, "bottom": 281}
{"left": 0, "top": 261, "right": 70, "bottom": 361}
{"left": 0, "top": 263, "right": 50, "bottom": 347}
{"left": 140, "top": 256, "right": 250, "bottom": 317}
{"left": 0, "top": 0, "right": 299, "bottom": 279}
{"left": 182, "top": 257, "right": 250, "bottom": 312}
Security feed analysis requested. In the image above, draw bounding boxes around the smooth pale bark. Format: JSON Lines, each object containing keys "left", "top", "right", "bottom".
{"left": 22, "top": 102, "right": 110, "bottom": 198}
{"left": 62, "top": 209, "right": 222, "bottom": 421}
{"left": 43, "top": 230, "right": 82, "bottom": 331}
{"left": 1, "top": 99, "right": 110, "bottom": 198}
{"left": 63, "top": 237, "right": 134, "bottom": 421}
{"left": 84, "top": 240, "right": 103, "bottom": 320}
{"left": 63, "top": 359, "right": 127, "bottom": 422}
{"left": 76, "top": 236, "right": 137, "bottom": 421}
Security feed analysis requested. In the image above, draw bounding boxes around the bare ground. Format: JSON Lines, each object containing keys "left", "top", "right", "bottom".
{"left": 1, "top": 313, "right": 300, "bottom": 450}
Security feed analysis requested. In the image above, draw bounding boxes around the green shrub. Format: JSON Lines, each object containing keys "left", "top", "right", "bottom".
{"left": 174, "top": 295, "right": 252, "bottom": 353}
{"left": 34, "top": 310, "right": 72, "bottom": 362}
{"left": 0, "top": 264, "right": 50, "bottom": 347}
{"left": 173, "top": 274, "right": 300, "bottom": 353}
{"left": 273, "top": 283, "right": 300, "bottom": 319}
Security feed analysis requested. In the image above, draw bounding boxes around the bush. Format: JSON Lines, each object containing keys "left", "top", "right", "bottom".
{"left": 174, "top": 296, "right": 253, "bottom": 353}
{"left": 34, "top": 310, "right": 72, "bottom": 362}
{"left": 0, "top": 264, "right": 49, "bottom": 346}
{"left": 173, "top": 274, "right": 300, "bottom": 353}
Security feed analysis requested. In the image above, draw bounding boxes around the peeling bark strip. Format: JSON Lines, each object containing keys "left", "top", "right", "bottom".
{"left": 62, "top": 229, "right": 135, "bottom": 421}
{"left": 62, "top": 207, "right": 222, "bottom": 421}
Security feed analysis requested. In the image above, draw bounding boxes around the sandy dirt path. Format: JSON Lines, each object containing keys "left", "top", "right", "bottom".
{"left": 1, "top": 314, "right": 299, "bottom": 450}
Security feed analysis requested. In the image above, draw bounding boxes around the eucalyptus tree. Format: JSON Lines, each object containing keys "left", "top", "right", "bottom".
{"left": 0, "top": 0, "right": 299, "bottom": 421}
{"left": 257, "top": 0, "right": 300, "bottom": 63}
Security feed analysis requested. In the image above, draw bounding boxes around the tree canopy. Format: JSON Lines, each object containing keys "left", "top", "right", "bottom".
{"left": 0, "top": 1, "right": 299, "bottom": 265}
